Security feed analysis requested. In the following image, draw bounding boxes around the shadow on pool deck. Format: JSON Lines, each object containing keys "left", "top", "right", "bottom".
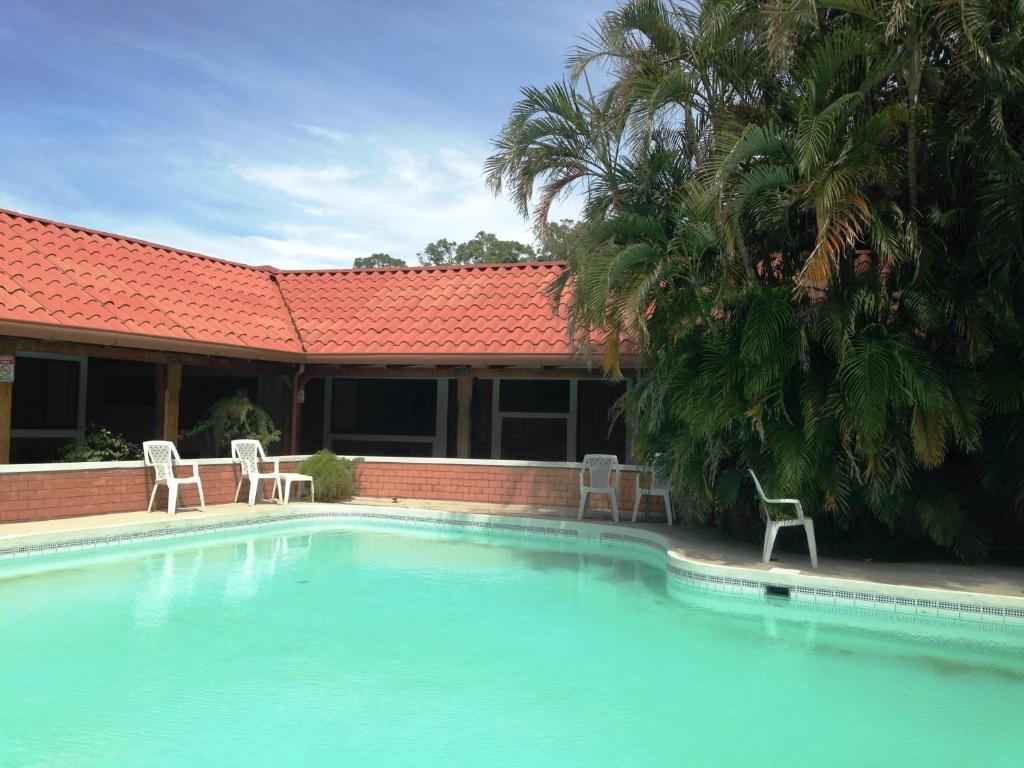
{"left": 1, "top": 496, "right": 1021, "bottom": 599}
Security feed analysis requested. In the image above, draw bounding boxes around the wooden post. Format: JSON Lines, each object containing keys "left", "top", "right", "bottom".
{"left": 456, "top": 373, "right": 473, "bottom": 458}
{"left": 154, "top": 363, "right": 182, "bottom": 441}
{"left": 287, "top": 365, "right": 304, "bottom": 455}
{"left": 0, "top": 380, "right": 11, "bottom": 464}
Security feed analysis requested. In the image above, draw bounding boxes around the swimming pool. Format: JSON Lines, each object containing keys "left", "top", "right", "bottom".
{"left": 1, "top": 518, "right": 1022, "bottom": 767}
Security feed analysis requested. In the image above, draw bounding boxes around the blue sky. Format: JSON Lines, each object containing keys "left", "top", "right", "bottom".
{"left": 0, "top": 1, "right": 615, "bottom": 268}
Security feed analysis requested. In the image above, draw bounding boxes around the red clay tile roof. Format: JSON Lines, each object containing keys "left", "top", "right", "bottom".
{"left": 0, "top": 209, "right": 585, "bottom": 364}
{"left": 276, "top": 263, "right": 572, "bottom": 362}
{"left": 0, "top": 210, "right": 303, "bottom": 358}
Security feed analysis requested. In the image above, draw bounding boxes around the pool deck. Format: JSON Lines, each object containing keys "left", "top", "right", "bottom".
{"left": 1, "top": 497, "right": 1021, "bottom": 601}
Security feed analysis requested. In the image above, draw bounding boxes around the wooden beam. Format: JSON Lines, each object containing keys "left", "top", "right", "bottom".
{"left": 154, "top": 363, "right": 182, "bottom": 442}
{"left": 0, "top": 381, "right": 11, "bottom": 464}
{"left": 299, "top": 366, "right": 621, "bottom": 385}
{"left": 2, "top": 336, "right": 292, "bottom": 375}
{"left": 456, "top": 373, "right": 473, "bottom": 458}
{"left": 285, "top": 365, "right": 304, "bottom": 455}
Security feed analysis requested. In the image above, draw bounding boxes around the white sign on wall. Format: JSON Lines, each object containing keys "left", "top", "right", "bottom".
{"left": 0, "top": 356, "right": 13, "bottom": 383}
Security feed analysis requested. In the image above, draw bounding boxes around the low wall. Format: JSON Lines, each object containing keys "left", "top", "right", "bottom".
{"left": 353, "top": 458, "right": 646, "bottom": 511}
{"left": 0, "top": 456, "right": 664, "bottom": 524}
{"left": 0, "top": 459, "right": 302, "bottom": 524}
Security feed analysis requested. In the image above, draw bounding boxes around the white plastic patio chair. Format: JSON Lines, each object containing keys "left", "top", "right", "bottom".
{"left": 143, "top": 440, "right": 205, "bottom": 515}
{"left": 231, "top": 439, "right": 283, "bottom": 506}
{"left": 749, "top": 470, "right": 818, "bottom": 569}
{"left": 632, "top": 457, "right": 674, "bottom": 525}
{"left": 578, "top": 454, "right": 620, "bottom": 523}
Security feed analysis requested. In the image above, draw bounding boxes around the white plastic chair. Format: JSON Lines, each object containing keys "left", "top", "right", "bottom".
{"left": 578, "top": 454, "right": 620, "bottom": 522}
{"left": 143, "top": 440, "right": 205, "bottom": 515}
{"left": 632, "top": 457, "right": 674, "bottom": 525}
{"left": 749, "top": 470, "right": 818, "bottom": 569}
{"left": 231, "top": 439, "right": 283, "bottom": 506}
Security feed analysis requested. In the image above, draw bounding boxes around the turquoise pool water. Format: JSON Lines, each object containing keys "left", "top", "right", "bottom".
{"left": 1, "top": 522, "right": 1022, "bottom": 767}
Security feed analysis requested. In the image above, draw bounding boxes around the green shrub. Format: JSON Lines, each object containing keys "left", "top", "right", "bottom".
{"left": 298, "top": 450, "right": 363, "bottom": 502}
{"left": 186, "top": 392, "right": 280, "bottom": 455}
{"left": 62, "top": 426, "right": 142, "bottom": 462}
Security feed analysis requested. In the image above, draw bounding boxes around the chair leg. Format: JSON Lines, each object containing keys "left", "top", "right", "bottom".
{"left": 168, "top": 482, "right": 178, "bottom": 516}
{"left": 610, "top": 490, "right": 619, "bottom": 523}
{"left": 196, "top": 479, "right": 205, "bottom": 510}
{"left": 248, "top": 479, "right": 258, "bottom": 507}
{"left": 664, "top": 493, "right": 673, "bottom": 526}
{"left": 309, "top": 482, "right": 314, "bottom": 504}
{"left": 233, "top": 477, "right": 243, "bottom": 504}
{"left": 762, "top": 522, "right": 779, "bottom": 563}
{"left": 803, "top": 520, "right": 818, "bottom": 569}
{"left": 283, "top": 478, "right": 292, "bottom": 504}
{"left": 147, "top": 483, "right": 159, "bottom": 513}
{"left": 632, "top": 491, "right": 642, "bottom": 523}
{"left": 577, "top": 491, "right": 588, "bottom": 521}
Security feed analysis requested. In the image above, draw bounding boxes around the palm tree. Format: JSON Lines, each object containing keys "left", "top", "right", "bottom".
{"left": 488, "top": 0, "right": 1024, "bottom": 560}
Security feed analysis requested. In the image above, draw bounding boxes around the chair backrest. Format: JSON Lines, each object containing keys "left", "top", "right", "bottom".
{"left": 645, "top": 453, "right": 670, "bottom": 492}
{"left": 143, "top": 441, "right": 180, "bottom": 482}
{"left": 231, "top": 439, "right": 266, "bottom": 478}
{"left": 748, "top": 469, "right": 804, "bottom": 520}
{"left": 748, "top": 470, "right": 769, "bottom": 502}
{"left": 582, "top": 454, "right": 618, "bottom": 489}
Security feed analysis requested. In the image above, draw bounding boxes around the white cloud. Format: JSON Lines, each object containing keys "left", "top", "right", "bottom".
{"left": 301, "top": 125, "right": 352, "bottom": 144}
{"left": 222, "top": 135, "right": 564, "bottom": 268}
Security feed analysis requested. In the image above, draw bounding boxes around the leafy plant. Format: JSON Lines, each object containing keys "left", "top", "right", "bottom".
{"left": 297, "top": 450, "right": 362, "bottom": 502}
{"left": 186, "top": 392, "right": 280, "bottom": 455}
{"left": 62, "top": 426, "right": 142, "bottom": 462}
{"left": 488, "top": 0, "right": 1024, "bottom": 560}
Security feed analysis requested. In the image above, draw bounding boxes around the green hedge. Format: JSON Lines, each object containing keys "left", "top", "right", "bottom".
{"left": 298, "top": 451, "right": 363, "bottom": 502}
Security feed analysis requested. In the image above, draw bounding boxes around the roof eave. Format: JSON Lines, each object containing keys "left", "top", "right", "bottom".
{"left": 0, "top": 320, "right": 307, "bottom": 364}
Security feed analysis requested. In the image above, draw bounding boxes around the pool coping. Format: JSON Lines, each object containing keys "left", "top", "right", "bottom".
{"left": 1, "top": 503, "right": 1022, "bottom": 628}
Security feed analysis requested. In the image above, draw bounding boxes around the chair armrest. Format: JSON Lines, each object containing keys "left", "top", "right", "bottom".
{"left": 763, "top": 497, "right": 801, "bottom": 506}
{"left": 761, "top": 498, "right": 803, "bottom": 519}
{"left": 171, "top": 461, "right": 201, "bottom": 480}
{"left": 637, "top": 468, "right": 653, "bottom": 492}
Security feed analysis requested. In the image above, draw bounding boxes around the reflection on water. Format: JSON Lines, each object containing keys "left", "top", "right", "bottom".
{"left": 132, "top": 533, "right": 316, "bottom": 626}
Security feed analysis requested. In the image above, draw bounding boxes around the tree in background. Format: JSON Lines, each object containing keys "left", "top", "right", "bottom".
{"left": 537, "top": 219, "right": 588, "bottom": 261}
{"left": 418, "top": 231, "right": 537, "bottom": 265}
{"left": 354, "top": 253, "right": 407, "bottom": 268}
{"left": 487, "top": 0, "right": 1024, "bottom": 560}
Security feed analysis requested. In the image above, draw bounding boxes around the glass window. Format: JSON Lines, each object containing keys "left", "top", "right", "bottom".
{"left": 11, "top": 356, "right": 81, "bottom": 430}
{"left": 498, "top": 380, "right": 570, "bottom": 413}
{"left": 331, "top": 379, "right": 437, "bottom": 437}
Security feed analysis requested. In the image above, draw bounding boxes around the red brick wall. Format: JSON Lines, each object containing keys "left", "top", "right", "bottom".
{"left": 0, "top": 459, "right": 665, "bottom": 524}
{"left": 353, "top": 462, "right": 644, "bottom": 511}
{"left": 0, "top": 461, "right": 300, "bottom": 524}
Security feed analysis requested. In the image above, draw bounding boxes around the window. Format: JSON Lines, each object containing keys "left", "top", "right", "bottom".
{"left": 500, "top": 417, "right": 568, "bottom": 461}
{"left": 331, "top": 379, "right": 438, "bottom": 436}
{"left": 498, "top": 380, "right": 570, "bottom": 413}
{"left": 11, "top": 354, "right": 87, "bottom": 434}
{"left": 325, "top": 378, "right": 446, "bottom": 457}
{"left": 492, "top": 379, "right": 575, "bottom": 461}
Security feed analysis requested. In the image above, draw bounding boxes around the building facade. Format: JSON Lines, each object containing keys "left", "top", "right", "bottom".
{"left": 0, "top": 209, "right": 632, "bottom": 464}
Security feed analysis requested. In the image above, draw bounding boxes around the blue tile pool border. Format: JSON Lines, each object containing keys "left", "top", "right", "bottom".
{"left": 1, "top": 505, "right": 1021, "bottom": 631}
